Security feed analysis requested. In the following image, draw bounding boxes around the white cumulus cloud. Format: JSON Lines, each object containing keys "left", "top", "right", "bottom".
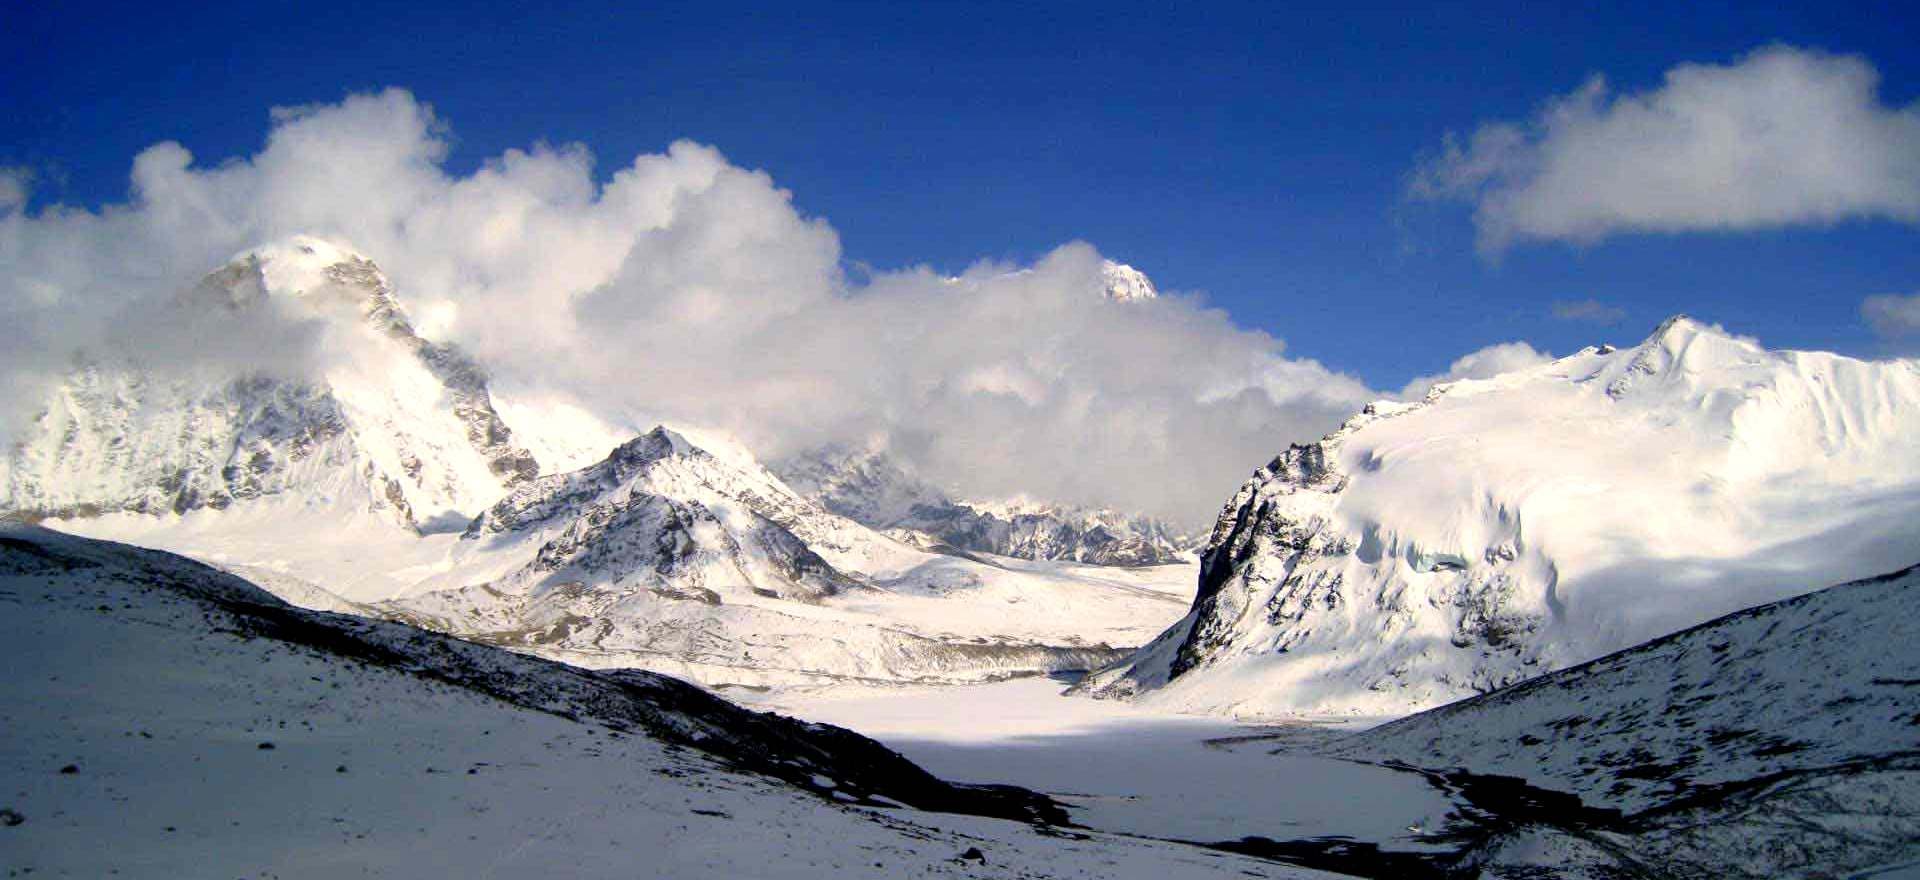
{"left": 0, "top": 88, "right": 1380, "bottom": 526}
{"left": 1412, "top": 45, "right": 1920, "bottom": 255}
{"left": 1399, "top": 341, "right": 1554, "bottom": 400}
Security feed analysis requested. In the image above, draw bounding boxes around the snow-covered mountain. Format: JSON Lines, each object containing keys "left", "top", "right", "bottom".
{"left": 2, "top": 525, "right": 1304, "bottom": 880}
{"left": 1081, "top": 316, "right": 1920, "bottom": 717}
{"left": 1330, "top": 563, "right": 1920, "bottom": 878}
{"left": 778, "top": 444, "right": 1194, "bottom": 567}
{"left": 9, "top": 238, "right": 1196, "bottom": 694}
{"left": 1, "top": 236, "right": 537, "bottom": 532}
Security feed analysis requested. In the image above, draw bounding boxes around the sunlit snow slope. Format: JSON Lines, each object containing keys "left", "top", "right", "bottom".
{"left": 1084, "top": 316, "right": 1920, "bottom": 717}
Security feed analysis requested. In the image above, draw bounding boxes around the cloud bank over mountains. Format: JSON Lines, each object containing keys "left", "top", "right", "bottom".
{"left": 0, "top": 89, "right": 1377, "bottom": 526}
{"left": 1413, "top": 45, "right": 1920, "bottom": 255}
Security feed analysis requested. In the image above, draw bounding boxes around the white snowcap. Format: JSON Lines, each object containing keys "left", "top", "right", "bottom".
{"left": 1100, "top": 260, "right": 1159, "bottom": 302}
{"left": 229, "top": 235, "right": 377, "bottom": 301}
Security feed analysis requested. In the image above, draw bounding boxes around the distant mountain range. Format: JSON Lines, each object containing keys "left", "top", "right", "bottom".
{"left": 776, "top": 443, "right": 1196, "bottom": 567}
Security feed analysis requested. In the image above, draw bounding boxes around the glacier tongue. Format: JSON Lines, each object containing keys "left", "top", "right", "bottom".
{"left": 1081, "top": 315, "right": 1920, "bottom": 718}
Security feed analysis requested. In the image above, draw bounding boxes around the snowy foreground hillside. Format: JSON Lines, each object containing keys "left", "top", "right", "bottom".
{"left": 5, "top": 237, "right": 1197, "bottom": 693}
{"left": 0, "top": 526, "right": 1320, "bottom": 879}
{"left": 1084, "top": 316, "right": 1920, "bottom": 717}
{"left": 1329, "top": 564, "right": 1920, "bottom": 878}
{"left": 9, "top": 525, "right": 1913, "bottom": 878}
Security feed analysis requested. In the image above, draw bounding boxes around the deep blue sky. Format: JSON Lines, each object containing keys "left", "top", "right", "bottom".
{"left": 6, "top": 0, "right": 1918, "bottom": 388}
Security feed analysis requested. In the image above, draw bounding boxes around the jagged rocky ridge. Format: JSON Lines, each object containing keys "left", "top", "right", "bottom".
{"left": 1, "top": 236, "right": 537, "bottom": 531}
{"left": 778, "top": 444, "right": 1193, "bottom": 567}
{"left": 1329, "top": 563, "right": 1920, "bottom": 878}
{"left": 1081, "top": 316, "right": 1920, "bottom": 717}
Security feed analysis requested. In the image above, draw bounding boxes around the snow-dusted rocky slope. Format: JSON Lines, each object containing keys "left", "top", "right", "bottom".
{"left": 1330, "top": 564, "right": 1920, "bottom": 878}
{"left": 1082, "top": 316, "right": 1920, "bottom": 717}
{"left": 0, "top": 526, "right": 1321, "bottom": 879}
{"left": 0, "top": 236, "right": 536, "bottom": 532}
{"left": 779, "top": 444, "right": 1194, "bottom": 567}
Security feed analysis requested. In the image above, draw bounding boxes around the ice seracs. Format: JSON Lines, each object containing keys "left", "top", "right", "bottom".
{"left": 1081, "top": 315, "right": 1920, "bottom": 717}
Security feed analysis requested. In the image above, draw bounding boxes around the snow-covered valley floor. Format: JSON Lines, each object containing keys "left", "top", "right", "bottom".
{"left": 750, "top": 678, "right": 1468, "bottom": 860}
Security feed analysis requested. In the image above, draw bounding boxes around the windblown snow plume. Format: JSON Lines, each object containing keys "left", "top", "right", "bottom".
{"left": 0, "top": 88, "right": 1372, "bottom": 526}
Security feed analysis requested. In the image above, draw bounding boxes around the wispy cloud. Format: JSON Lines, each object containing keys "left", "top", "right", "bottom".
{"left": 1863, "top": 293, "right": 1920, "bottom": 350}
{"left": 1551, "top": 298, "right": 1626, "bottom": 324}
{"left": 0, "top": 167, "right": 30, "bottom": 213}
{"left": 1412, "top": 45, "right": 1920, "bottom": 256}
{"left": 0, "top": 89, "right": 1378, "bottom": 525}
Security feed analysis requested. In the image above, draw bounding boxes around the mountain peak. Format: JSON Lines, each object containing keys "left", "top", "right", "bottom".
{"left": 1604, "top": 314, "right": 1767, "bottom": 399}
{"left": 200, "top": 235, "right": 405, "bottom": 329}
{"left": 229, "top": 235, "right": 383, "bottom": 301}
{"left": 1100, "top": 260, "right": 1159, "bottom": 302}
{"left": 1641, "top": 313, "right": 1706, "bottom": 346}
